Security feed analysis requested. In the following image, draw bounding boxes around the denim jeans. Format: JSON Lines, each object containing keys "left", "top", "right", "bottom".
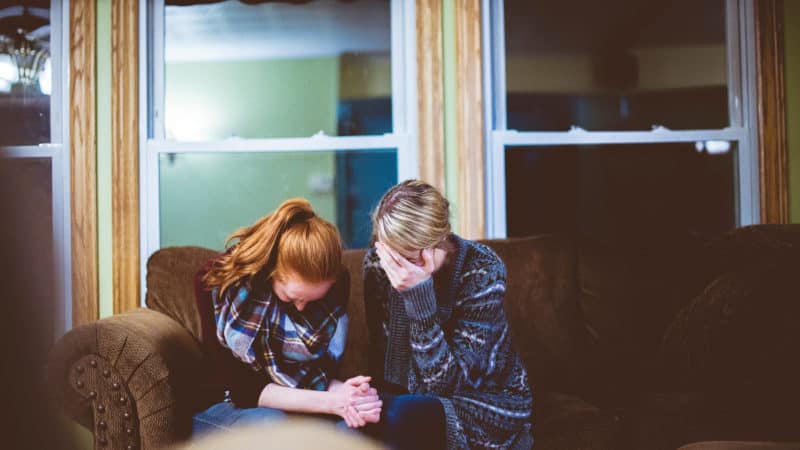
{"left": 192, "top": 401, "right": 288, "bottom": 438}
{"left": 194, "top": 394, "right": 446, "bottom": 449}
{"left": 363, "top": 393, "right": 446, "bottom": 450}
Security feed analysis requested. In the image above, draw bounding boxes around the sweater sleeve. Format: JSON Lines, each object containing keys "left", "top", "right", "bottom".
{"left": 362, "top": 249, "right": 388, "bottom": 386}
{"left": 402, "top": 258, "right": 511, "bottom": 396}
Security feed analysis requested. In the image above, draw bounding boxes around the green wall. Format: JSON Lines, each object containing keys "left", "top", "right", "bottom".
{"left": 786, "top": 1, "right": 800, "bottom": 223}
{"left": 159, "top": 151, "right": 338, "bottom": 250}
{"left": 160, "top": 58, "right": 339, "bottom": 250}
{"left": 164, "top": 58, "right": 339, "bottom": 140}
{"left": 97, "top": 0, "right": 112, "bottom": 318}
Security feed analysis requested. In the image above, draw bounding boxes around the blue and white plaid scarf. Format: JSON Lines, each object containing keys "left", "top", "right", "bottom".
{"left": 212, "top": 277, "right": 348, "bottom": 391}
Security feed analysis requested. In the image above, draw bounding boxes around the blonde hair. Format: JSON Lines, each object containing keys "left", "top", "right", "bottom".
{"left": 203, "top": 198, "right": 342, "bottom": 296}
{"left": 371, "top": 179, "right": 451, "bottom": 252}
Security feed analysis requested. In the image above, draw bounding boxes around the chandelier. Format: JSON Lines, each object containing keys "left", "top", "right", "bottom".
{"left": 0, "top": 6, "right": 50, "bottom": 92}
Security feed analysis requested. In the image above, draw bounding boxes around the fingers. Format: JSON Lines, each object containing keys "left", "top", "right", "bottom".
{"left": 359, "top": 409, "right": 382, "bottom": 423}
{"left": 421, "top": 247, "right": 436, "bottom": 274}
{"left": 376, "top": 241, "right": 403, "bottom": 266}
{"left": 343, "top": 407, "right": 356, "bottom": 428}
{"left": 355, "top": 400, "right": 382, "bottom": 411}
{"left": 380, "top": 242, "right": 416, "bottom": 271}
{"left": 352, "top": 394, "right": 381, "bottom": 404}
{"left": 345, "top": 375, "right": 371, "bottom": 387}
{"left": 376, "top": 244, "right": 402, "bottom": 288}
{"left": 348, "top": 405, "right": 366, "bottom": 427}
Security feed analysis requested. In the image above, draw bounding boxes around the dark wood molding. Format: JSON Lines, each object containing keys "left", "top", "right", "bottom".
{"left": 70, "top": 0, "right": 98, "bottom": 326}
{"left": 755, "top": 0, "right": 789, "bottom": 223}
{"left": 455, "top": 0, "right": 485, "bottom": 239}
{"left": 112, "top": 0, "right": 140, "bottom": 314}
{"left": 417, "top": 0, "right": 446, "bottom": 193}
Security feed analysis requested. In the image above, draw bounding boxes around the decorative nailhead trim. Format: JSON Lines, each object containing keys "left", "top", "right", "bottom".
{"left": 70, "top": 355, "right": 139, "bottom": 450}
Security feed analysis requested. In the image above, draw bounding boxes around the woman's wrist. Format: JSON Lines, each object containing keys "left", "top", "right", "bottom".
{"left": 401, "top": 278, "right": 437, "bottom": 320}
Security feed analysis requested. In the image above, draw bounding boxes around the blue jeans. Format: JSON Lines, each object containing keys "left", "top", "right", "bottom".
{"left": 192, "top": 400, "right": 353, "bottom": 439}
{"left": 192, "top": 401, "right": 287, "bottom": 438}
{"left": 362, "top": 393, "right": 446, "bottom": 450}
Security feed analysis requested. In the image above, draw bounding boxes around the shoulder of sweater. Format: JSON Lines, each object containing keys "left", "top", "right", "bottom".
{"left": 460, "top": 239, "right": 507, "bottom": 277}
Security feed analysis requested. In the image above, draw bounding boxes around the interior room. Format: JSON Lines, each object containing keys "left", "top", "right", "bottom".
{"left": 1, "top": 0, "right": 799, "bottom": 449}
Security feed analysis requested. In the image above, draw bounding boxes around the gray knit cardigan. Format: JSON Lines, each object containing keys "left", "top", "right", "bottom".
{"left": 363, "top": 234, "right": 533, "bottom": 449}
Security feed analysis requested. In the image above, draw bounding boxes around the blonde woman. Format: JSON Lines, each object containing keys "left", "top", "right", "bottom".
{"left": 363, "top": 180, "right": 533, "bottom": 449}
{"left": 193, "top": 199, "right": 381, "bottom": 436}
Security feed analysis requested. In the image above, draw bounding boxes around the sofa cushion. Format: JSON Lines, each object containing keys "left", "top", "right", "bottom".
{"left": 146, "top": 246, "right": 217, "bottom": 342}
{"left": 662, "top": 259, "right": 800, "bottom": 392}
{"left": 576, "top": 232, "right": 719, "bottom": 395}
{"left": 339, "top": 248, "right": 369, "bottom": 379}
{"left": 533, "top": 392, "right": 621, "bottom": 450}
{"left": 480, "top": 235, "right": 589, "bottom": 393}
{"left": 677, "top": 441, "right": 800, "bottom": 450}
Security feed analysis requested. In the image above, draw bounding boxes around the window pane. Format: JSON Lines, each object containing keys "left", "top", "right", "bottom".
{"left": 504, "top": 0, "right": 728, "bottom": 131}
{"left": 505, "top": 142, "right": 737, "bottom": 238}
{"left": 159, "top": 149, "right": 397, "bottom": 250}
{"left": 0, "top": 5, "right": 52, "bottom": 144}
{"left": 162, "top": 0, "right": 392, "bottom": 140}
{"left": 0, "top": 157, "right": 54, "bottom": 351}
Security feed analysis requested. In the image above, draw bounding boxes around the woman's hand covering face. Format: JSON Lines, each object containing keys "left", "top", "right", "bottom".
{"left": 375, "top": 241, "right": 436, "bottom": 292}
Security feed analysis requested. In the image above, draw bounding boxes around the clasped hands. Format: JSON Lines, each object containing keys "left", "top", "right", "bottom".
{"left": 375, "top": 241, "right": 436, "bottom": 292}
{"left": 329, "top": 375, "right": 382, "bottom": 428}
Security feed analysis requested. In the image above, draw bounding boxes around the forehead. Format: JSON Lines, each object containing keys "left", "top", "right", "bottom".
{"left": 281, "top": 276, "right": 332, "bottom": 298}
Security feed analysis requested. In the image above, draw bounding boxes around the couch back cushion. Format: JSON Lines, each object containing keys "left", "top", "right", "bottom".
{"left": 339, "top": 248, "right": 369, "bottom": 379}
{"left": 481, "top": 235, "right": 588, "bottom": 391}
{"left": 146, "top": 246, "right": 217, "bottom": 342}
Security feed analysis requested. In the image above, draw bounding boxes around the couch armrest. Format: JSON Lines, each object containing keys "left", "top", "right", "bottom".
{"left": 47, "top": 308, "right": 205, "bottom": 450}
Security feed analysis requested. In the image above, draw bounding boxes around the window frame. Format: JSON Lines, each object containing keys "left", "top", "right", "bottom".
{"left": 138, "top": 0, "right": 418, "bottom": 303}
{"left": 0, "top": 0, "right": 72, "bottom": 335}
{"left": 482, "top": 0, "right": 760, "bottom": 238}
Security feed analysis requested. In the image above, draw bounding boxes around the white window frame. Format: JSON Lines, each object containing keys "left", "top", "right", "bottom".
{"left": 0, "top": 0, "right": 71, "bottom": 335}
{"left": 482, "top": 0, "right": 759, "bottom": 238}
{"left": 139, "top": 0, "right": 418, "bottom": 303}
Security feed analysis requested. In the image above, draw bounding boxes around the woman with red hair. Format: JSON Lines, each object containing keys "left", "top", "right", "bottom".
{"left": 193, "top": 198, "right": 380, "bottom": 436}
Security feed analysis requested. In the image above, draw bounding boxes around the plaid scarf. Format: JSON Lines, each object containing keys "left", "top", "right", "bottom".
{"left": 212, "top": 276, "right": 347, "bottom": 391}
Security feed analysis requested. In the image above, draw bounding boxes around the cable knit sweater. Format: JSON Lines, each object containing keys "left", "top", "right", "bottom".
{"left": 363, "top": 234, "right": 533, "bottom": 450}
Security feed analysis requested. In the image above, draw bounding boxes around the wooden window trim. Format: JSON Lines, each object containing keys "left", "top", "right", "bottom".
{"left": 111, "top": 0, "right": 140, "bottom": 314}
{"left": 755, "top": 0, "right": 789, "bottom": 223}
{"left": 454, "top": 0, "right": 485, "bottom": 239}
{"left": 417, "top": 0, "right": 446, "bottom": 193}
{"left": 70, "top": 0, "right": 98, "bottom": 326}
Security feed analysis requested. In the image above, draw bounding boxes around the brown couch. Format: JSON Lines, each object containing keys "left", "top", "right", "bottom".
{"left": 47, "top": 225, "right": 800, "bottom": 449}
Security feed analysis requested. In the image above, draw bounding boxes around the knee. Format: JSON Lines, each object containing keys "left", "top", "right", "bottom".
{"left": 384, "top": 396, "right": 443, "bottom": 431}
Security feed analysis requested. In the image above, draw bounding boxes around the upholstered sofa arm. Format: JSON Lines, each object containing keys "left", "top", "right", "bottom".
{"left": 48, "top": 308, "right": 205, "bottom": 450}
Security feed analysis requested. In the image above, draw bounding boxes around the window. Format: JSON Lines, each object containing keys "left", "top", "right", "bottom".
{"left": 0, "top": 0, "right": 70, "bottom": 338}
{"left": 484, "top": 0, "right": 758, "bottom": 239}
{"left": 141, "top": 0, "right": 417, "bottom": 274}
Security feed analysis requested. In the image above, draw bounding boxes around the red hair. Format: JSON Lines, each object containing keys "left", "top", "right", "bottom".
{"left": 202, "top": 198, "right": 342, "bottom": 296}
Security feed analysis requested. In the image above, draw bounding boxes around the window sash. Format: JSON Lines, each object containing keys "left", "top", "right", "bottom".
{"left": 139, "top": 0, "right": 418, "bottom": 305}
{"left": 483, "top": 0, "right": 759, "bottom": 238}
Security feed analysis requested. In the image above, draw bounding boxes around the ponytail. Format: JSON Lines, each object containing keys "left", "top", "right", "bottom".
{"left": 202, "top": 198, "right": 342, "bottom": 296}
